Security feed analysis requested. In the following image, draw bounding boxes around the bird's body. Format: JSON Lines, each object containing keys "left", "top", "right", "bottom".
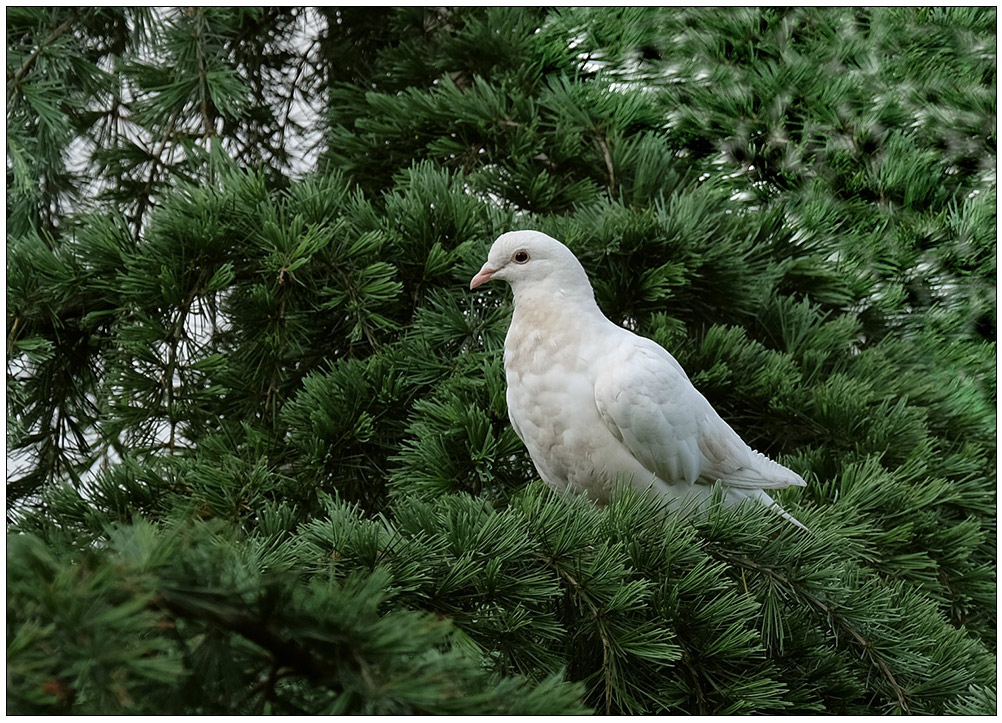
{"left": 471, "top": 230, "right": 807, "bottom": 529}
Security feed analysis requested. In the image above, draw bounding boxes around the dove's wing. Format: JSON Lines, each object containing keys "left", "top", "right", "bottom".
{"left": 593, "top": 337, "right": 805, "bottom": 491}
{"left": 593, "top": 341, "right": 702, "bottom": 487}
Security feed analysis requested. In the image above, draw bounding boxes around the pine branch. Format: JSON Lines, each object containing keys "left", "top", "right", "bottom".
{"left": 243, "top": 660, "right": 282, "bottom": 714}
{"left": 151, "top": 592, "right": 330, "bottom": 681}
{"left": 277, "top": 39, "right": 319, "bottom": 155}
{"left": 133, "top": 111, "right": 179, "bottom": 237}
{"left": 6, "top": 7, "right": 995, "bottom": 715}
{"left": 193, "top": 8, "right": 215, "bottom": 141}
{"left": 7, "top": 12, "right": 78, "bottom": 97}
{"left": 594, "top": 133, "right": 616, "bottom": 194}
{"left": 163, "top": 301, "right": 187, "bottom": 452}
{"left": 542, "top": 555, "right": 615, "bottom": 715}
{"left": 713, "top": 551, "right": 912, "bottom": 714}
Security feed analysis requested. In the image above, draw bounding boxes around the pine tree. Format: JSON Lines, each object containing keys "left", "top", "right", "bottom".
{"left": 7, "top": 7, "right": 996, "bottom": 715}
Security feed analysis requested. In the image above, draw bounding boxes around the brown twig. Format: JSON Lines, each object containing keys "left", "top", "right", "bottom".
{"left": 133, "top": 112, "right": 179, "bottom": 237}
{"left": 7, "top": 316, "right": 22, "bottom": 355}
{"left": 163, "top": 288, "right": 198, "bottom": 452}
{"left": 276, "top": 37, "right": 319, "bottom": 157}
{"left": 251, "top": 660, "right": 281, "bottom": 715}
{"left": 594, "top": 134, "right": 616, "bottom": 194}
{"left": 8, "top": 13, "right": 77, "bottom": 97}
{"left": 199, "top": 62, "right": 213, "bottom": 139}
{"left": 192, "top": 9, "right": 215, "bottom": 140}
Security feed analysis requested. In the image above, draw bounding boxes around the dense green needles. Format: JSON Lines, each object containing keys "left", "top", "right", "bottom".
{"left": 7, "top": 7, "right": 996, "bottom": 715}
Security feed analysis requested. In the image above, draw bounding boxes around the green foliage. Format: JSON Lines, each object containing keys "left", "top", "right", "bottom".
{"left": 7, "top": 518, "right": 589, "bottom": 715}
{"left": 7, "top": 7, "right": 996, "bottom": 715}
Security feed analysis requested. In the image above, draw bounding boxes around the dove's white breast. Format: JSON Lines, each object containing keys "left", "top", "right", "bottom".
{"left": 503, "top": 303, "right": 670, "bottom": 502}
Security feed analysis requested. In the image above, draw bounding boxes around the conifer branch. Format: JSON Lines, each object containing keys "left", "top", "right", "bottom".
{"left": 714, "top": 552, "right": 912, "bottom": 714}
{"left": 7, "top": 315, "right": 22, "bottom": 352}
{"left": 133, "top": 112, "right": 179, "bottom": 237}
{"left": 6, "top": 7, "right": 995, "bottom": 715}
{"left": 8, "top": 12, "right": 77, "bottom": 96}
{"left": 193, "top": 8, "right": 215, "bottom": 141}
{"left": 544, "top": 557, "right": 614, "bottom": 715}
{"left": 245, "top": 660, "right": 282, "bottom": 714}
{"left": 594, "top": 133, "right": 616, "bottom": 194}
{"left": 152, "top": 592, "right": 330, "bottom": 680}
{"left": 278, "top": 40, "right": 318, "bottom": 153}
{"left": 163, "top": 289, "right": 197, "bottom": 452}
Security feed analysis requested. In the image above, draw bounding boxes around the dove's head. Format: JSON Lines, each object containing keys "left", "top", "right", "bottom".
{"left": 470, "top": 231, "right": 594, "bottom": 303}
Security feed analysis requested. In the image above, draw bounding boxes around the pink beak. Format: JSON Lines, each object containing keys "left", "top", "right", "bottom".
{"left": 469, "top": 263, "right": 497, "bottom": 290}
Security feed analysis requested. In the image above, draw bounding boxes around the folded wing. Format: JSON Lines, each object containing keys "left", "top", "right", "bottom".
{"left": 593, "top": 338, "right": 806, "bottom": 491}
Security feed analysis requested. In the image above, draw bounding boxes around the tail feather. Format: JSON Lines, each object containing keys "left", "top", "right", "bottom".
{"left": 764, "top": 497, "right": 809, "bottom": 531}
{"left": 757, "top": 490, "right": 805, "bottom": 528}
{"left": 731, "top": 488, "right": 810, "bottom": 532}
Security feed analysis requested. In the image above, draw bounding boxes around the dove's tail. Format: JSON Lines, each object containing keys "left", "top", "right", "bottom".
{"left": 758, "top": 491, "right": 809, "bottom": 532}
{"left": 728, "top": 488, "right": 809, "bottom": 532}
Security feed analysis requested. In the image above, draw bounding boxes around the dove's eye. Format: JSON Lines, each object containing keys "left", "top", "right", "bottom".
{"left": 512, "top": 250, "right": 530, "bottom": 264}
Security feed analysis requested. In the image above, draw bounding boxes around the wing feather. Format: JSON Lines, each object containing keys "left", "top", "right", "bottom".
{"left": 594, "top": 342, "right": 702, "bottom": 488}
{"left": 594, "top": 336, "right": 805, "bottom": 491}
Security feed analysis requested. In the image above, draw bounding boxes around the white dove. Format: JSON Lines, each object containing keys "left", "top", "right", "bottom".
{"left": 470, "top": 230, "right": 807, "bottom": 529}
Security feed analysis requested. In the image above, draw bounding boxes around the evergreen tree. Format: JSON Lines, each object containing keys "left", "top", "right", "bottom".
{"left": 7, "top": 7, "right": 996, "bottom": 715}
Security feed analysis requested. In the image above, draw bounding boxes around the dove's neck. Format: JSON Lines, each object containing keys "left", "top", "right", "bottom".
{"left": 509, "top": 282, "right": 608, "bottom": 330}
{"left": 505, "top": 286, "right": 609, "bottom": 376}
